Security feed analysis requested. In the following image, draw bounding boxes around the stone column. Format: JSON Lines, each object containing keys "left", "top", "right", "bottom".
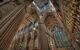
{"left": 29, "top": 31, "right": 35, "bottom": 50}
{"left": 37, "top": 20, "right": 49, "bottom": 50}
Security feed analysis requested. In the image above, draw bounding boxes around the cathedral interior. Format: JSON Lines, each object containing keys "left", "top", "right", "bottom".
{"left": 0, "top": 0, "right": 80, "bottom": 50}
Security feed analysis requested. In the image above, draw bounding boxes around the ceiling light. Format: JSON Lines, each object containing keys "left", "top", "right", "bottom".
{"left": 33, "top": 27, "right": 36, "bottom": 30}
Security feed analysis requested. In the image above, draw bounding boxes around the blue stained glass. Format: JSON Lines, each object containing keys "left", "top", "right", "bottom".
{"left": 53, "top": 26, "right": 72, "bottom": 48}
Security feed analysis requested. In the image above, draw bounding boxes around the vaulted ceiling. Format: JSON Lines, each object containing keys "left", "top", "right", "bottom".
{"left": 18, "top": 0, "right": 59, "bottom": 31}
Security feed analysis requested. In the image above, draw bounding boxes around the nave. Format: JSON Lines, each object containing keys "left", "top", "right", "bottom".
{"left": 0, "top": 0, "right": 80, "bottom": 50}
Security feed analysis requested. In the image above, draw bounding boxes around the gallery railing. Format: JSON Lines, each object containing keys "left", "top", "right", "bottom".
{"left": 0, "top": 4, "right": 25, "bottom": 50}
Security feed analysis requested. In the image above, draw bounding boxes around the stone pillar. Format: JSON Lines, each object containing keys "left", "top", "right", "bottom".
{"left": 28, "top": 31, "right": 35, "bottom": 50}
{"left": 37, "top": 21, "right": 49, "bottom": 50}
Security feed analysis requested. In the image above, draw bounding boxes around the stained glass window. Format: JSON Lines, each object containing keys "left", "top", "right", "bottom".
{"left": 52, "top": 26, "right": 72, "bottom": 48}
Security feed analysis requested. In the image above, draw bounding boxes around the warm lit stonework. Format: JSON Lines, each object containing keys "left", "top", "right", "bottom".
{"left": 0, "top": 0, "right": 80, "bottom": 50}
